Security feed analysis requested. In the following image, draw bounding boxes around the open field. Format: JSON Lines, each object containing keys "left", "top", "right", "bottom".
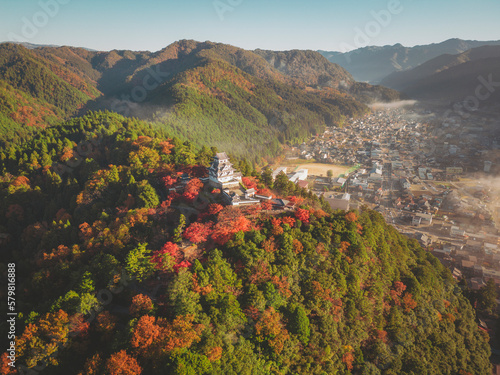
{"left": 293, "top": 163, "right": 351, "bottom": 177}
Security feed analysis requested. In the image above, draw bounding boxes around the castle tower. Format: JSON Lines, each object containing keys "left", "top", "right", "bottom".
{"left": 208, "top": 152, "right": 242, "bottom": 189}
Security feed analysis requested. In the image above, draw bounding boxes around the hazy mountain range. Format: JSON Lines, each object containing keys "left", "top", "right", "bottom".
{"left": 380, "top": 45, "right": 500, "bottom": 106}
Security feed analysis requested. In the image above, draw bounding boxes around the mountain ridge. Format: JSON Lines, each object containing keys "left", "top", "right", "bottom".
{"left": 0, "top": 40, "right": 404, "bottom": 157}
{"left": 319, "top": 38, "right": 500, "bottom": 83}
{"left": 379, "top": 45, "right": 500, "bottom": 107}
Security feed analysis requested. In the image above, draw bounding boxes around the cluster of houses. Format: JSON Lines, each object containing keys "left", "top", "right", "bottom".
{"left": 294, "top": 109, "right": 431, "bottom": 167}
{"left": 432, "top": 234, "right": 500, "bottom": 290}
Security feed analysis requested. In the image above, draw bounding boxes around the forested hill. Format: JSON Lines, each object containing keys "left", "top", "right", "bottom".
{"left": 0, "top": 112, "right": 491, "bottom": 374}
{"left": 0, "top": 40, "right": 404, "bottom": 158}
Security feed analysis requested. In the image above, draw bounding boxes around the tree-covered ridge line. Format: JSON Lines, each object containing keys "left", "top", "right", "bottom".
{"left": 0, "top": 112, "right": 490, "bottom": 374}
{"left": 0, "top": 40, "right": 405, "bottom": 158}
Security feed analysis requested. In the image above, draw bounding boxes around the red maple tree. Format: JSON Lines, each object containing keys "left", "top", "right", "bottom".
{"left": 207, "top": 203, "right": 224, "bottom": 216}
{"left": 242, "top": 176, "right": 258, "bottom": 189}
{"left": 183, "top": 178, "right": 203, "bottom": 202}
{"left": 183, "top": 222, "right": 213, "bottom": 243}
{"left": 295, "top": 208, "right": 310, "bottom": 223}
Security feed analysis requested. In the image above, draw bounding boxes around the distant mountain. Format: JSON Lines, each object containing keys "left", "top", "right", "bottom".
{"left": 10, "top": 41, "right": 97, "bottom": 51}
{"left": 319, "top": 38, "right": 500, "bottom": 84}
{"left": 0, "top": 40, "right": 403, "bottom": 156}
{"left": 253, "top": 49, "right": 354, "bottom": 88}
{"left": 252, "top": 49, "right": 403, "bottom": 103}
{"left": 380, "top": 45, "right": 500, "bottom": 107}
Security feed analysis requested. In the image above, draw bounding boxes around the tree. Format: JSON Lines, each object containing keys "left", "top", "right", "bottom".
{"left": 125, "top": 243, "right": 155, "bottom": 282}
{"left": 0, "top": 352, "right": 15, "bottom": 374}
{"left": 168, "top": 271, "right": 201, "bottom": 316}
{"left": 242, "top": 176, "right": 258, "bottom": 190}
{"left": 106, "top": 350, "right": 142, "bottom": 375}
{"left": 211, "top": 215, "right": 251, "bottom": 245}
{"left": 291, "top": 305, "right": 310, "bottom": 345}
{"left": 152, "top": 242, "right": 181, "bottom": 270}
{"left": 255, "top": 307, "right": 290, "bottom": 355}
{"left": 477, "top": 278, "right": 498, "bottom": 315}
{"left": 274, "top": 172, "right": 291, "bottom": 195}
{"left": 174, "top": 214, "right": 187, "bottom": 243}
{"left": 171, "top": 351, "right": 212, "bottom": 375}
{"left": 183, "top": 222, "right": 213, "bottom": 244}
{"left": 261, "top": 167, "right": 274, "bottom": 189}
{"left": 402, "top": 293, "right": 417, "bottom": 312}
{"left": 261, "top": 201, "right": 273, "bottom": 210}
{"left": 345, "top": 211, "right": 358, "bottom": 222}
{"left": 162, "top": 175, "right": 177, "bottom": 189}
{"left": 136, "top": 180, "right": 159, "bottom": 208}
{"left": 295, "top": 208, "right": 310, "bottom": 223}
{"left": 159, "top": 314, "right": 202, "bottom": 352}
{"left": 16, "top": 310, "right": 70, "bottom": 368}
{"left": 131, "top": 315, "right": 161, "bottom": 355}
{"left": 207, "top": 203, "right": 224, "bottom": 216}
{"left": 77, "top": 271, "right": 95, "bottom": 294}
{"left": 80, "top": 353, "right": 102, "bottom": 375}
{"left": 130, "top": 294, "right": 154, "bottom": 317}
{"left": 95, "top": 311, "right": 117, "bottom": 338}
{"left": 183, "top": 178, "right": 203, "bottom": 202}
{"left": 327, "top": 170, "right": 333, "bottom": 178}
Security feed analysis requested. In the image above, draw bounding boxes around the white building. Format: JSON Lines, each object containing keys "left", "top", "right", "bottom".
{"left": 289, "top": 169, "right": 308, "bottom": 183}
{"left": 325, "top": 193, "right": 350, "bottom": 211}
{"left": 208, "top": 152, "right": 242, "bottom": 189}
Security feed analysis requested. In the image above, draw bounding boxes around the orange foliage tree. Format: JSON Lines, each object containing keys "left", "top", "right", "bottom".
{"left": 106, "top": 350, "right": 142, "bottom": 375}
{"left": 294, "top": 208, "right": 310, "bottom": 223}
{"left": 129, "top": 294, "right": 154, "bottom": 317}
{"left": 402, "top": 293, "right": 417, "bottom": 312}
{"left": 95, "top": 311, "right": 117, "bottom": 340}
{"left": 255, "top": 307, "right": 290, "bottom": 355}
{"left": 131, "top": 314, "right": 202, "bottom": 358}
{"left": 79, "top": 353, "right": 102, "bottom": 375}
{"left": 345, "top": 211, "right": 358, "bottom": 222}
{"left": 207, "top": 203, "right": 224, "bottom": 216}
{"left": 162, "top": 175, "right": 177, "bottom": 189}
{"left": 131, "top": 315, "right": 161, "bottom": 355}
{"left": 16, "top": 310, "right": 70, "bottom": 367}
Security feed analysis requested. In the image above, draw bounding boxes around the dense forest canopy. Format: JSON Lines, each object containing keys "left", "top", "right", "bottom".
{"left": 0, "top": 112, "right": 491, "bottom": 375}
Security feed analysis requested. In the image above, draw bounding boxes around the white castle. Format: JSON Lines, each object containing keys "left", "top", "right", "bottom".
{"left": 208, "top": 152, "right": 242, "bottom": 189}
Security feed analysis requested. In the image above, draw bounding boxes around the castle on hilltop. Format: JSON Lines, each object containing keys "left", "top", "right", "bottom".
{"left": 208, "top": 152, "right": 242, "bottom": 190}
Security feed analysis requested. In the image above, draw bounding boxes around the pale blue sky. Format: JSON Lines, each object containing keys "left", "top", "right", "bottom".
{"left": 0, "top": 0, "right": 499, "bottom": 52}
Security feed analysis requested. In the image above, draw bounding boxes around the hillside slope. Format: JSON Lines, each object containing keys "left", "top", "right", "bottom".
{"left": 0, "top": 111, "right": 492, "bottom": 374}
